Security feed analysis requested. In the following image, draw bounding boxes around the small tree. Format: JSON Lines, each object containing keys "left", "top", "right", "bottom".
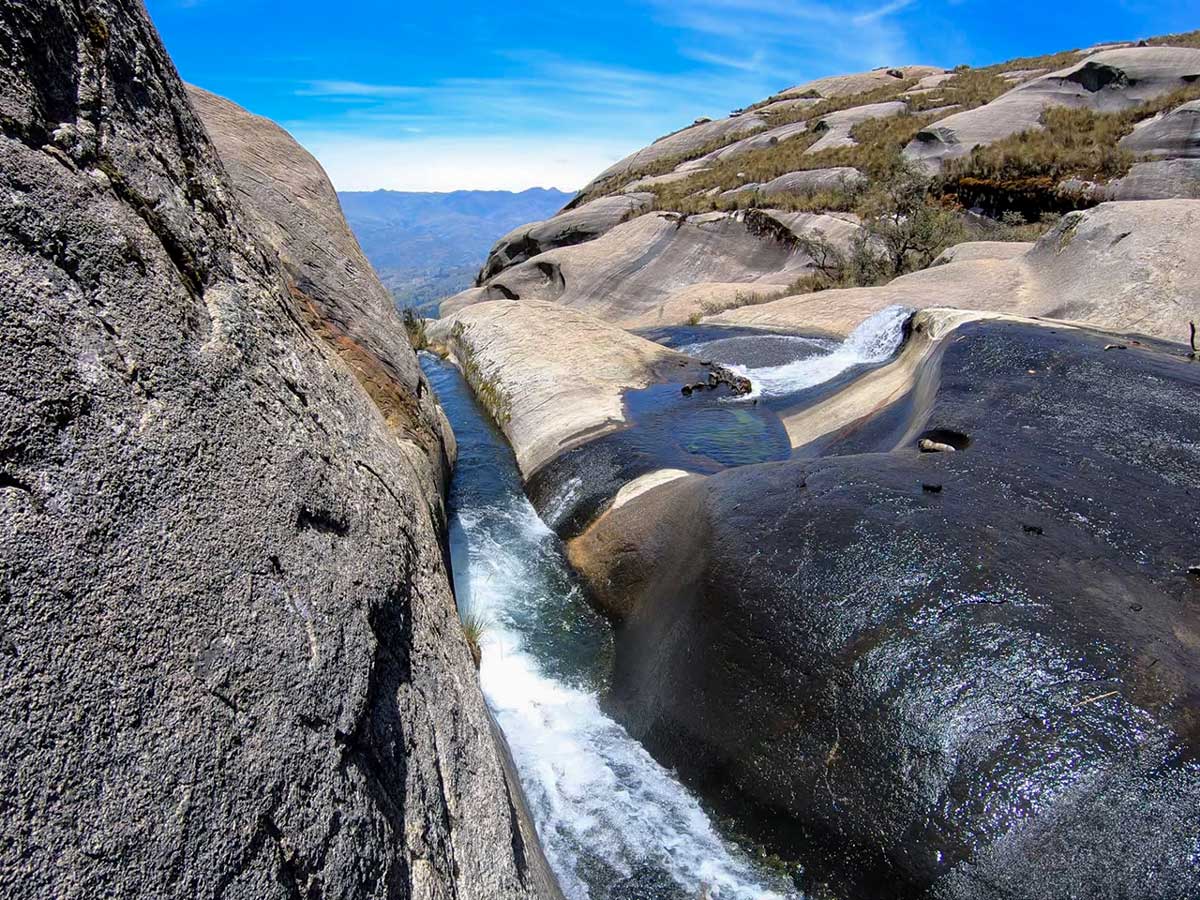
{"left": 855, "top": 159, "right": 964, "bottom": 277}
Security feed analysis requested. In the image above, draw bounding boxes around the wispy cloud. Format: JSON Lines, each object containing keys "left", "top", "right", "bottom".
{"left": 298, "top": 80, "right": 423, "bottom": 99}
{"left": 271, "top": 0, "right": 928, "bottom": 190}
{"left": 648, "top": 0, "right": 924, "bottom": 88}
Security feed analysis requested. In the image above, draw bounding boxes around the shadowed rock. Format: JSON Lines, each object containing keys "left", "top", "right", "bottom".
{"left": 0, "top": 4, "right": 557, "bottom": 898}
{"left": 1120, "top": 98, "right": 1200, "bottom": 157}
{"left": 568, "top": 310, "right": 1200, "bottom": 899}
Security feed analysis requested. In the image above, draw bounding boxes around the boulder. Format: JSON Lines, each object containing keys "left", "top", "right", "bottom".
{"left": 1107, "top": 158, "right": 1200, "bottom": 199}
{"left": 426, "top": 300, "right": 709, "bottom": 475}
{"left": 1119, "top": 98, "right": 1200, "bottom": 157}
{"left": 806, "top": 101, "right": 908, "bottom": 154}
{"left": 713, "top": 200, "right": 1200, "bottom": 343}
{"left": 906, "top": 47, "right": 1200, "bottom": 168}
{"left": 0, "top": 3, "right": 554, "bottom": 898}
{"left": 476, "top": 192, "right": 653, "bottom": 282}
{"left": 446, "top": 210, "right": 816, "bottom": 328}
{"left": 568, "top": 309, "right": 1200, "bottom": 899}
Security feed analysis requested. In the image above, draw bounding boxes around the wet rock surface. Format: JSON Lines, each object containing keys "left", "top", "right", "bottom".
{"left": 569, "top": 319, "right": 1200, "bottom": 899}
{"left": 0, "top": 3, "right": 553, "bottom": 898}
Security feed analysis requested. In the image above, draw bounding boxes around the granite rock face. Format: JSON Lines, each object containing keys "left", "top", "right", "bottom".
{"left": 475, "top": 192, "right": 653, "bottom": 285}
{"left": 427, "top": 300, "right": 711, "bottom": 475}
{"left": 186, "top": 85, "right": 456, "bottom": 502}
{"left": 905, "top": 47, "right": 1200, "bottom": 168}
{"left": 0, "top": 3, "right": 553, "bottom": 898}
{"left": 1120, "top": 98, "right": 1200, "bottom": 157}
{"left": 444, "top": 210, "right": 817, "bottom": 327}
{"left": 714, "top": 200, "right": 1200, "bottom": 343}
{"left": 569, "top": 313, "right": 1200, "bottom": 899}
{"left": 773, "top": 65, "right": 946, "bottom": 101}
{"left": 580, "top": 114, "right": 769, "bottom": 194}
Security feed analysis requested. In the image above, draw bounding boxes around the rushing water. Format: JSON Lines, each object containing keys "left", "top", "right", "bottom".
{"left": 421, "top": 355, "right": 796, "bottom": 900}
{"left": 676, "top": 306, "right": 913, "bottom": 402}
{"left": 419, "top": 308, "right": 912, "bottom": 899}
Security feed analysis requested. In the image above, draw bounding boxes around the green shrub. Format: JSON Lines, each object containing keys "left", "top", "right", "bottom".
{"left": 459, "top": 609, "right": 489, "bottom": 668}
{"left": 402, "top": 307, "right": 428, "bottom": 350}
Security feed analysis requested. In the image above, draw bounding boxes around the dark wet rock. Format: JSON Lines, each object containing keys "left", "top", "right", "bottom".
{"left": 0, "top": 3, "right": 554, "bottom": 897}
{"left": 569, "top": 319, "right": 1200, "bottom": 899}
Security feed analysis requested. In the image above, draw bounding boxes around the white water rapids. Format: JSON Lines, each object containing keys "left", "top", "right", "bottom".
{"left": 683, "top": 305, "right": 912, "bottom": 400}
{"left": 421, "top": 311, "right": 911, "bottom": 899}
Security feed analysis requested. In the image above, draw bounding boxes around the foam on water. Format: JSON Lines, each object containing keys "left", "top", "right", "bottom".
{"left": 708, "top": 306, "right": 912, "bottom": 400}
{"left": 424, "top": 355, "right": 795, "bottom": 900}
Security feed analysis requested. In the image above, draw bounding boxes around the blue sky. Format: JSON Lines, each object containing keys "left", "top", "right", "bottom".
{"left": 145, "top": 0, "right": 1200, "bottom": 192}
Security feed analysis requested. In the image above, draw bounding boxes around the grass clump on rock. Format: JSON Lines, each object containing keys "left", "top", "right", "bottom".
{"left": 459, "top": 609, "right": 489, "bottom": 669}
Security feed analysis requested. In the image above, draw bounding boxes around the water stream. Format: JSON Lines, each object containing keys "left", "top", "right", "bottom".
{"left": 419, "top": 306, "right": 911, "bottom": 900}
{"left": 422, "top": 356, "right": 794, "bottom": 900}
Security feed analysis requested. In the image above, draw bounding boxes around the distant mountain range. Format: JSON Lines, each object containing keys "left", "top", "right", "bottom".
{"left": 338, "top": 188, "right": 573, "bottom": 314}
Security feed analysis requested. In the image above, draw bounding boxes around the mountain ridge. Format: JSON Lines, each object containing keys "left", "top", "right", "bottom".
{"left": 338, "top": 187, "right": 572, "bottom": 313}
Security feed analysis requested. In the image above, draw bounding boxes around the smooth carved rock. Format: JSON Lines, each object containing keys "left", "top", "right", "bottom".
{"left": 675, "top": 120, "right": 810, "bottom": 172}
{"left": 1108, "top": 158, "right": 1200, "bottom": 199}
{"left": 568, "top": 312, "right": 1200, "bottom": 899}
{"left": 906, "top": 47, "right": 1200, "bottom": 168}
{"left": 805, "top": 100, "right": 907, "bottom": 154}
{"left": 186, "top": 86, "right": 455, "bottom": 502}
{"left": 444, "top": 210, "right": 817, "bottom": 328}
{"left": 713, "top": 200, "right": 1200, "bottom": 343}
{"left": 0, "top": 4, "right": 555, "bottom": 898}
{"left": 750, "top": 167, "right": 867, "bottom": 199}
{"left": 580, "top": 114, "right": 769, "bottom": 193}
{"left": 427, "top": 300, "right": 711, "bottom": 475}
{"left": 1119, "top": 98, "right": 1200, "bottom": 157}
{"left": 476, "top": 192, "right": 653, "bottom": 283}
{"left": 774, "top": 65, "right": 946, "bottom": 101}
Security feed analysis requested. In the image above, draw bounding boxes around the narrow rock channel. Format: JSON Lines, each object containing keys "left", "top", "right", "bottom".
{"left": 420, "top": 356, "right": 795, "bottom": 900}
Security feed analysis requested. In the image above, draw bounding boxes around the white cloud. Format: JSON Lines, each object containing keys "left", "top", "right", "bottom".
{"left": 295, "top": 132, "right": 632, "bottom": 193}
{"left": 273, "top": 0, "right": 929, "bottom": 192}
{"left": 297, "top": 80, "right": 423, "bottom": 98}
{"left": 648, "top": 0, "right": 922, "bottom": 82}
